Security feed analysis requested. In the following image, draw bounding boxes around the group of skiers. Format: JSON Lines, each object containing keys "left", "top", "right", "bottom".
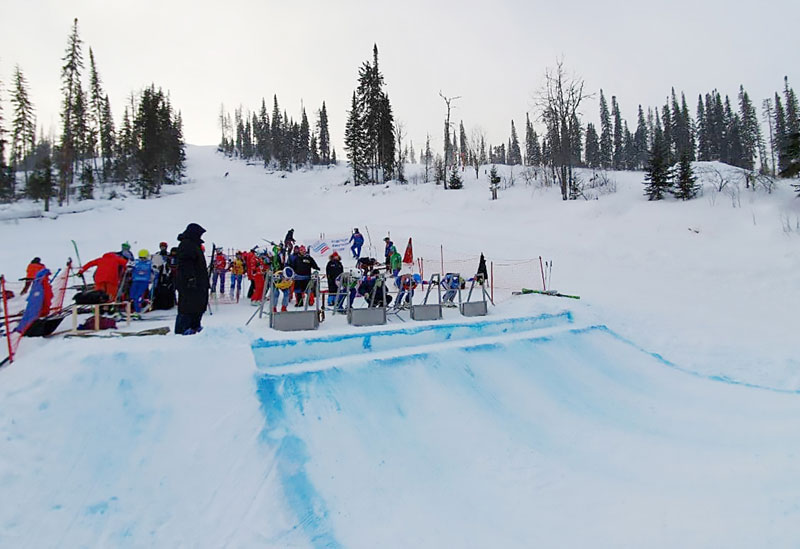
{"left": 15, "top": 224, "right": 488, "bottom": 337}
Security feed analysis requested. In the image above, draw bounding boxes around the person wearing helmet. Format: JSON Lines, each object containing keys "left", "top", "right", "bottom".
{"left": 118, "top": 242, "right": 134, "bottom": 262}
{"left": 292, "top": 246, "right": 319, "bottom": 307}
{"left": 441, "top": 273, "right": 462, "bottom": 307}
{"left": 383, "top": 236, "right": 394, "bottom": 272}
{"left": 211, "top": 248, "right": 228, "bottom": 295}
{"left": 326, "top": 251, "right": 344, "bottom": 307}
{"left": 389, "top": 246, "right": 402, "bottom": 278}
{"left": 229, "top": 251, "right": 246, "bottom": 301}
{"left": 129, "top": 249, "right": 155, "bottom": 316}
{"left": 271, "top": 268, "right": 294, "bottom": 313}
{"left": 349, "top": 228, "right": 364, "bottom": 260}
{"left": 395, "top": 273, "right": 417, "bottom": 309}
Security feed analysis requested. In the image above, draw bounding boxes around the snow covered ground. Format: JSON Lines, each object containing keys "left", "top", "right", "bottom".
{"left": 1, "top": 146, "right": 799, "bottom": 547}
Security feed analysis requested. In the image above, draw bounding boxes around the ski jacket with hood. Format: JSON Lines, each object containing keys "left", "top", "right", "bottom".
{"left": 176, "top": 223, "right": 210, "bottom": 314}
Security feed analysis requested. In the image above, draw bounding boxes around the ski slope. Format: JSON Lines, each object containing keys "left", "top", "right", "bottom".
{"left": 1, "top": 146, "right": 800, "bottom": 547}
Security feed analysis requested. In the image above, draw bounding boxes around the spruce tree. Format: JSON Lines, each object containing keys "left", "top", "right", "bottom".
{"left": 611, "top": 96, "right": 623, "bottom": 169}
{"left": 459, "top": 121, "right": 468, "bottom": 165}
{"left": 508, "top": 120, "right": 522, "bottom": 165}
{"left": 344, "top": 92, "right": 367, "bottom": 185}
{"left": 27, "top": 140, "right": 55, "bottom": 210}
{"left": 599, "top": 89, "right": 612, "bottom": 168}
{"left": 634, "top": 105, "right": 649, "bottom": 169}
{"left": 448, "top": 164, "right": 463, "bottom": 189}
{"left": 10, "top": 65, "right": 36, "bottom": 185}
{"left": 585, "top": 122, "right": 600, "bottom": 168}
{"left": 354, "top": 44, "right": 395, "bottom": 182}
{"left": 524, "top": 113, "right": 536, "bottom": 166}
{"left": 298, "top": 107, "right": 310, "bottom": 166}
{"left": 673, "top": 152, "right": 699, "bottom": 200}
{"left": 317, "top": 101, "right": 330, "bottom": 165}
{"left": 643, "top": 120, "right": 673, "bottom": 200}
{"left": 59, "top": 18, "right": 84, "bottom": 205}
{"left": 696, "top": 95, "right": 709, "bottom": 161}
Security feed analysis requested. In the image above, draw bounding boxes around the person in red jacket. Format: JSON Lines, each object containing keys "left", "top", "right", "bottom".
{"left": 21, "top": 257, "right": 45, "bottom": 295}
{"left": 78, "top": 252, "right": 129, "bottom": 301}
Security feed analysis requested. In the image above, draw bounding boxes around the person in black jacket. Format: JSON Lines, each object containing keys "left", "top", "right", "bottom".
{"left": 175, "top": 223, "right": 209, "bottom": 335}
{"left": 292, "top": 245, "right": 320, "bottom": 307}
{"left": 325, "top": 252, "right": 344, "bottom": 307}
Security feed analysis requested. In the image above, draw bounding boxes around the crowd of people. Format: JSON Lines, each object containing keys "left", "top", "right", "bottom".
{"left": 14, "top": 224, "right": 488, "bottom": 337}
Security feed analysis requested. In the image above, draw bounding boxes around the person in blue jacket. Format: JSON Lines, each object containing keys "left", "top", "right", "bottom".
{"left": 130, "top": 249, "right": 155, "bottom": 315}
{"left": 349, "top": 228, "right": 364, "bottom": 259}
{"left": 383, "top": 236, "right": 394, "bottom": 272}
{"left": 442, "top": 273, "right": 461, "bottom": 307}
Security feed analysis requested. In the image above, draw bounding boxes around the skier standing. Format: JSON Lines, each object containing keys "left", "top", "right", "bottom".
{"left": 349, "top": 228, "right": 364, "bottom": 260}
{"left": 292, "top": 246, "right": 319, "bottom": 307}
{"left": 211, "top": 248, "right": 228, "bottom": 295}
{"left": 229, "top": 251, "right": 245, "bottom": 300}
{"left": 325, "top": 252, "right": 344, "bottom": 306}
{"left": 389, "top": 246, "right": 402, "bottom": 278}
{"left": 175, "top": 223, "right": 209, "bottom": 335}
{"left": 129, "top": 250, "right": 155, "bottom": 316}
{"left": 21, "top": 257, "right": 45, "bottom": 295}
{"left": 383, "top": 236, "right": 394, "bottom": 272}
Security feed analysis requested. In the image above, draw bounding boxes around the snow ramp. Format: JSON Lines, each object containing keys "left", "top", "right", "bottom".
{"left": 2, "top": 314, "right": 799, "bottom": 548}
{"left": 253, "top": 314, "right": 800, "bottom": 548}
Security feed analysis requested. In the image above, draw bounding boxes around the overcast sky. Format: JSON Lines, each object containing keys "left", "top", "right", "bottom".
{"left": 1, "top": 0, "right": 798, "bottom": 156}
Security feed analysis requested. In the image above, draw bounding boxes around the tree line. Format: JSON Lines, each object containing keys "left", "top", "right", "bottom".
{"left": 0, "top": 18, "right": 186, "bottom": 209}
{"left": 218, "top": 96, "right": 335, "bottom": 171}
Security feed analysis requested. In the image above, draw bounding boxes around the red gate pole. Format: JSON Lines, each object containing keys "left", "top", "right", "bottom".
{"left": 1, "top": 275, "right": 14, "bottom": 364}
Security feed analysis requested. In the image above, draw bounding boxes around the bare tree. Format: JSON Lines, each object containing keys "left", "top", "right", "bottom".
{"left": 469, "top": 126, "right": 487, "bottom": 180}
{"left": 535, "top": 60, "right": 590, "bottom": 200}
{"left": 439, "top": 91, "right": 461, "bottom": 189}
{"left": 395, "top": 121, "right": 407, "bottom": 182}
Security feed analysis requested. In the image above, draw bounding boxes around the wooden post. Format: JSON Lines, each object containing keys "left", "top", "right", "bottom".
{"left": 94, "top": 305, "right": 101, "bottom": 331}
{"left": 71, "top": 306, "right": 78, "bottom": 334}
{"left": 125, "top": 301, "right": 131, "bottom": 326}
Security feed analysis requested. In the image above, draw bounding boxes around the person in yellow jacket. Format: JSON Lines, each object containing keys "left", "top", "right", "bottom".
{"left": 229, "top": 251, "right": 246, "bottom": 301}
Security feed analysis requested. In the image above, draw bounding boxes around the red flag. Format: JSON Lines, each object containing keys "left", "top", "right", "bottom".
{"left": 403, "top": 238, "right": 414, "bottom": 264}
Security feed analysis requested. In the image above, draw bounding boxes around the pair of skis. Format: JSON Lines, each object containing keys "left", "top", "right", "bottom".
{"left": 513, "top": 288, "right": 580, "bottom": 300}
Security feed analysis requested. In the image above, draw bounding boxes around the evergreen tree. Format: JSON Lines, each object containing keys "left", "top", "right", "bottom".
{"left": 317, "top": 101, "right": 330, "bottom": 165}
{"left": 634, "top": 106, "right": 649, "bottom": 169}
{"left": 623, "top": 123, "right": 636, "bottom": 170}
{"left": 59, "top": 18, "right": 84, "bottom": 205}
{"left": 585, "top": 122, "right": 600, "bottom": 168}
{"left": 508, "top": 120, "right": 522, "bottom": 165}
{"left": 737, "top": 86, "right": 760, "bottom": 171}
{"left": 271, "top": 95, "right": 285, "bottom": 169}
{"left": 774, "top": 93, "right": 788, "bottom": 174}
{"left": 344, "top": 92, "right": 367, "bottom": 185}
{"left": 599, "top": 89, "right": 612, "bottom": 168}
{"left": 459, "top": 121, "right": 468, "bottom": 165}
{"left": 524, "top": 113, "right": 538, "bottom": 165}
{"left": 298, "top": 107, "right": 310, "bottom": 166}
{"left": 354, "top": 44, "right": 395, "bottom": 182}
{"left": 570, "top": 113, "right": 583, "bottom": 167}
{"left": 696, "top": 95, "right": 709, "bottom": 161}
{"left": 409, "top": 141, "right": 416, "bottom": 164}
{"left": 0, "top": 76, "right": 12, "bottom": 201}
{"left": 673, "top": 152, "right": 699, "bottom": 200}
{"left": 88, "top": 48, "right": 112, "bottom": 179}
{"left": 643, "top": 118, "right": 673, "bottom": 200}
{"left": 331, "top": 148, "right": 337, "bottom": 164}
{"left": 784, "top": 77, "right": 799, "bottom": 141}
{"left": 310, "top": 135, "right": 320, "bottom": 165}
{"left": 661, "top": 103, "right": 673, "bottom": 165}
{"left": 611, "top": 96, "right": 623, "bottom": 169}
{"left": 27, "top": 140, "right": 55, "bottom": 210}
{"left": 10, "top": 65, "right": 36, "bottom": 185}
{"left": 448, "top": 164, "right": 463, "bottom": 189}
{"left": 100, "top": 94, "right": 115, "bottom": 179}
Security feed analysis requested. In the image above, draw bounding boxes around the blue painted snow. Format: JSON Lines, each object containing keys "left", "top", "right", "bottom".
{"left": 251, "top": 311, "right": 573, "bottom": 368}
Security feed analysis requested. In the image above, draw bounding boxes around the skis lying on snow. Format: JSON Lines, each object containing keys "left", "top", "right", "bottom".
{"left": 64, "top": 326, "right": 171, "bottom": 338}
{"left": 513, "top": 288, "right": 581, "bottom": 300}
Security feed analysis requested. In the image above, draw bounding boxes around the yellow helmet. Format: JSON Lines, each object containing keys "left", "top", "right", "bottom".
{"left": 138, "top": 249, "right": 150, "bottom": 259}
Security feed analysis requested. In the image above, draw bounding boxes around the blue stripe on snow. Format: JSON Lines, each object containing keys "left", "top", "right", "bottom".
{"left": 256, "top": 374, "right": 342, "bottom": 549}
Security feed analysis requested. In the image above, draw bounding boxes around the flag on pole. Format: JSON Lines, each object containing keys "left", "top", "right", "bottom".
{"left": 403, "top": 238, "right": 414, "bottom": 264}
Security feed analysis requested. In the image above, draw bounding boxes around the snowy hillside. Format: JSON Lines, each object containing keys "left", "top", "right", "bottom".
{"left": 1, "top": 146, "right": 799, "bottom": 547}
